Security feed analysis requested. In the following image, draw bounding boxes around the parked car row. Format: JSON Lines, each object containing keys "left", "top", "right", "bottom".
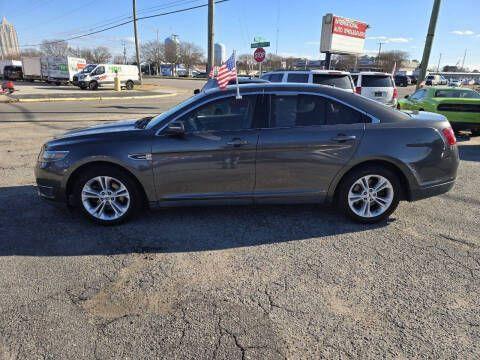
{"left": 260, "top": 70, "right": 398, "bottom": 107}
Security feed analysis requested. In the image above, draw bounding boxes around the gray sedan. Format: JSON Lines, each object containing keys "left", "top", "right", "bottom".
{"left": 35, "top": 83, "right": 459, "bottom": 225}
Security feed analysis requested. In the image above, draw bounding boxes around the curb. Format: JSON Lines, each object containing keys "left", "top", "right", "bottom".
{"left": 2, "top": 92, "right": 178, "bottom": 103}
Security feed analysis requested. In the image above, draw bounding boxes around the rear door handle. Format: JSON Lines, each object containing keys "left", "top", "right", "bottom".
{"left": 331, "top": 134, "right": 356, "bottom": 142}
{"left": 227, "top": 138, "right": 249, "bottom": 147}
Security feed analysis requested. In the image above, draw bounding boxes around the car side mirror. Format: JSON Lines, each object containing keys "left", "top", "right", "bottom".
{"left": 404, "top": 95, "right": 409, "bottom": 99}
{"left": 193, "top": 89, "right": 200, "bottom": 95}
{"left": 166, "top": 122, "right": 185, "bottom": 136}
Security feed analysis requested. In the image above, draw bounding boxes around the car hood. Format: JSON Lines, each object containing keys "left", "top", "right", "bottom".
{"left": 54, "top": 119, "right": 139, "bottom": 140}
{"left": 402, "top": 110, "right": 447, "bottom": 122}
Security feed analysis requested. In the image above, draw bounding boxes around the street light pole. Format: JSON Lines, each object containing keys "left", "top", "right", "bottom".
{"left": 417, "top": 0, "right": 442, "bottom": 89}
{"left": 133, "top": 0, "right": 142, "bottom": 84}
{"left": 207, "top": 0, "right": 215, "bottom": 74}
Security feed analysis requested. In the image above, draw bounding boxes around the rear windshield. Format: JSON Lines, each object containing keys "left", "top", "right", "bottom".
{"left": 312, "top": 74, "right": 353, "bottom": 90}
{"left": 362, "top": 75, "right": 393, "bottom": 87}
{"left": 434, "top": 89, "right": 480, "bottom": 99}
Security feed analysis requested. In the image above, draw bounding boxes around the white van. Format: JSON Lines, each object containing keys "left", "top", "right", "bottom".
{"left": 77, "top": 64, "right": 140, "bottom": 90}
{"left": 425, "top": 74, "right": 447, "bottom": 86}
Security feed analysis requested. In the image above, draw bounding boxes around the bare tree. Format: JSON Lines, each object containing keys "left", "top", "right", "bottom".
{"left": 179, "top": 42, "right": 203, "bottom": 73}
{"left": 40, "top": 40, "right": 69, "bottom": 57}
{"left": 141, "top": 40, "right": 164, "bottom": 74}
{"left": 113, "top": 55, "right": 126, "bottom": 64}
{"left": 332, "top": 54, "right": 357, "bottom": 71}
{"left": 377, "top": 50, "right": 409, "bottom": 73}
{"left": 90, "top": 46, "right": 111, "bottom": 63}
{"left": 20, "top": 48, "right": 43, "bottom": 58}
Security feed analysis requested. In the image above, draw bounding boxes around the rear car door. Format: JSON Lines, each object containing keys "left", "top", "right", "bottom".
{"left": 151, "top": 95, "right": 260, "bottom": 203}
{"left": 254, "top": 92, "right": 365, "bottom": 203}
{"left": 361, "top": 74, "right": 395, "bottom": 104}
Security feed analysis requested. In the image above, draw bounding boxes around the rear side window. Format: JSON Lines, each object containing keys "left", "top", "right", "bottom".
{"left": 260, "top": 74, "right": 270, "bottom": 81}
{"left": 325, "top": 101, "right": 363, "bottom": 125}
{"left": 269, "top": 73, "right": 284, "bottom": 82}
{"left": 361, "top": 75, "right": 393, "bottom": 87}
{"left": 271, "top": 95, "right": 326, "bottom": 127}
{"left": 287, "top": 73, "right": 309, "bottom": 83}
{"left": 270, "top": 95, "right": 364, "bottom": 127}
{"left": 312, "top": 74, "right": 353, "bottom": 90}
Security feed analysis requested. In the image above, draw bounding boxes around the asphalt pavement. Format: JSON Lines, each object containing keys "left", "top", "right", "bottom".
{"left": 0, "top": 81, "right": 479, "bottom": 359}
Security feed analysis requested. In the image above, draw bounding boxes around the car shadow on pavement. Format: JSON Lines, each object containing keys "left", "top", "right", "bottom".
{"left": 0, "top": 185, "right": 388, "bottom": 257}
{"left": 458, "top": 143, "right": 480, "bottom": 162}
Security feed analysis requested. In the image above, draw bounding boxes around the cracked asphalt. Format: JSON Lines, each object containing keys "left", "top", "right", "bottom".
{"left": 0, "top": 93, "right": 479, "bottom": 359}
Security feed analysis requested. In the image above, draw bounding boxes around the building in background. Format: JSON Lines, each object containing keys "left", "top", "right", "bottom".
{"left": 214, "top": 43, "right": 226, "bottom": 66}
{"left": 0, "top": 17, "right": 20, "bottom": 60}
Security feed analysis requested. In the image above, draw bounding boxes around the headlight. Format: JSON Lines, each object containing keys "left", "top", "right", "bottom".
{"left": 42, "top": 150, "right": 69, "bottom": 161}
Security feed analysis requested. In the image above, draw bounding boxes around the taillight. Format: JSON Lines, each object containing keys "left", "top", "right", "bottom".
{"left": 442, "top": 127, "right": 456, "bottom": 146}
{"left": 355, "top": 86, "right": 362, "bottom": 94}
{"left": 393, "top": 87, "right": 398, "bottom": 99}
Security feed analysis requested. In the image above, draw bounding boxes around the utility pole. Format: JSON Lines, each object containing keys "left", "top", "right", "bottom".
{"left": 133, "top": 0, "right": 142, "bottom": 84}
{"left": 376, "top": 41, "right": 385, "bottom": 70}
{"left": 417, "top": 0, "right": 441, "bottom": 89}
{"left": 436, "top": 52, "right": 442, "bottom": 72}
{"left": 207, "top": 0, "right": 214, "bottom": 74}
{"left": 461, "top": 48, "right": 467, "bottom": 70}
{"left": 122, "top": 40, "right": 127, "bottom": 64}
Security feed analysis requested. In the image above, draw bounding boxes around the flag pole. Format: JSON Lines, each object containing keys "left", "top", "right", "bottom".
{"left": 234, "top": 50, "right": 242, "bottom": 99}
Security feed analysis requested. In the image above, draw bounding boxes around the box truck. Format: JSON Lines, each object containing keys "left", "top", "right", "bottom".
{"left": 21, "top": 57, "right": 43, "bottom": 81}
{"left": 46, "top": 56, "right": 86, "bottom": 85}
{"left": 77, "top": 64, "right": 140, "bottom": 90}
{"left": 0, "top": 60, "right": 22, "bottom": 77}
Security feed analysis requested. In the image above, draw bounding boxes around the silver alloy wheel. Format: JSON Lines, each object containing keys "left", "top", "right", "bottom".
{"left": 348, "top": 175, "right": 394, "bottom": 218}
{"left": 81, "top": 176, "right": 130, "bottom": 221}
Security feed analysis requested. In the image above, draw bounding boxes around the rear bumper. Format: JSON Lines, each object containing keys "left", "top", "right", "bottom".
{"left": 409, "top": 179, "right": 455, "bottom": 201}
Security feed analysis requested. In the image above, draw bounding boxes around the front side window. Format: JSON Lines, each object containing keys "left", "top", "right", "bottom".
{"left": 176, "top": 96, "right": 255, "bottom": 132}
{"left": 93, "top": 66, "right": 105, "bottom": 75}
{"left": 410, "top": 89, "right": 426, "bottom": 100}
{"left": 287, "top": 73, "right": 309, "bottom": 83}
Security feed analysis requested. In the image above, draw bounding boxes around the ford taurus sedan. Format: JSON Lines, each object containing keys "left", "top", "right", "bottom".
{"left": 35, "top": 83, "right": 459, "bottom": 225}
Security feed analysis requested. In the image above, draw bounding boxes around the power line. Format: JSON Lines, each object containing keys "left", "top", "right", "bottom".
{"left": 20, "top": 0, "right": 230, "bottom": 48}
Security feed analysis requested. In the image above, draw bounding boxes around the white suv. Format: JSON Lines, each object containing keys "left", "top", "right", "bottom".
{"left": 260, "top": 70, "right": 355, "bottom": 93}
{"left": 351, "top": 72, "right": 398, "bottom": 107}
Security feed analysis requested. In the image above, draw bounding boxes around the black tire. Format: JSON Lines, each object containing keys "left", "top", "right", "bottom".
{"left": 73, "top": 165, "right": 142, "bottom": 225}
{"left": 337, "top": 165, "right": 401, "bottom": 223}
{"left": 89, "top": 81, "right": 98, "bottom": 90}
{"left": 125, "top": 80, "right": 134, "bottom": 90}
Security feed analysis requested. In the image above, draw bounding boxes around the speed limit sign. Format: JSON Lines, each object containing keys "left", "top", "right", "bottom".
{"left": 254, "top": 47, "right": 266, "bottom": 63}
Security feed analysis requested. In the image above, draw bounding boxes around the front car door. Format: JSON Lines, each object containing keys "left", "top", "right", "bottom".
{"left": 151, "top": 94, "right": 260, "bottom": 205}
{"left": 254, "top": 92, "right": 365, "bottom": 203}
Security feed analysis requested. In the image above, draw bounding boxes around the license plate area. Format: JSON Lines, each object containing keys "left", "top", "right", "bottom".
{"left": 374, "top": 91, "right": 384, "bottom": 97}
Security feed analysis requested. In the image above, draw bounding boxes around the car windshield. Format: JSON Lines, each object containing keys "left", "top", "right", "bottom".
{"left": 82, "top": 64, "right": 97, "bottom": 73}
{"left": 362, "top": 75, "right": 393, "bottom": 87}
{"left": 434, "top": 89, "right": 480, "bottom": 98}
{"left": 312, "top": 74, "right": 353, "bottom": 90}
{"left": 146, "top": 96, "right": 199, "bottom": 129}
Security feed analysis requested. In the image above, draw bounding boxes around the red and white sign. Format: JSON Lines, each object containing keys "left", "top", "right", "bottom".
{"left": 254, "top": 48, "right": 266, "bottom": 63}
{"left": 320, "top": 14, "right": 368, "bottom": 55}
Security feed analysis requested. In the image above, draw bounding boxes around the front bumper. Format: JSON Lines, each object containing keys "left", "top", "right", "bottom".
{"left": 35, "top": 160, "right": 68, "bottom": 203}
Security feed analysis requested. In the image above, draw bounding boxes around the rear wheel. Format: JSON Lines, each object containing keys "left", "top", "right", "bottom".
{"left": 125, "top": 80, "right": 134, "bottom": 90}
{"left": 338, "top": 166, "right": 400, "bottom": 223}
{"left": 89, "top": 81, "right": 98, "bottom": 90}
{"left": 73, "top": 166, "right": 142, "bottom": 225}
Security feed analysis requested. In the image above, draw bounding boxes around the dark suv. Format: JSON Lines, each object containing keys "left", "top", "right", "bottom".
{"left": 3, "top": 65, "right": 23, "bottom": 80}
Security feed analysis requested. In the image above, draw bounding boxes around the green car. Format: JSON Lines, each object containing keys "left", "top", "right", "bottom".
{"left": 398, "top": 87, "right": 480, "bottom": 134}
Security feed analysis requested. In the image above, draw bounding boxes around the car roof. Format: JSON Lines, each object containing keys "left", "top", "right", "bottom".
{"left": 356, "top": 72, "right": 392, "bottom": 76}
{"left": 201, "top": 82, "right": 408, "bottom": 122}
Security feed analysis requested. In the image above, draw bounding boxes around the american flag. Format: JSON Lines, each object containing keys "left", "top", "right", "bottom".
{"left": 217, "top": 52, "right": 237, "bottom": 89}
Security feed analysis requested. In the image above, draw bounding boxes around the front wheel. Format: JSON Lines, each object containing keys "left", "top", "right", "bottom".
{"left": 125, "top": 80, "right": 134, "bottom": 90}
{"left": 74, "top": 166, "right": 142, "bottom": 225}
{"left": 338, "top": 166, "right": 400, "bottom": 223}
{"left": 88, "top": 81, "right": 98, "bottom": 90}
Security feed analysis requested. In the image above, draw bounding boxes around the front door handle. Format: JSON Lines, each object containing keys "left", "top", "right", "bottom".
{"left": 227, "top": 138, "right": 249, "bottom": 147}
{"left": 331, "top": 134, "right": 356, "bottom": 142}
